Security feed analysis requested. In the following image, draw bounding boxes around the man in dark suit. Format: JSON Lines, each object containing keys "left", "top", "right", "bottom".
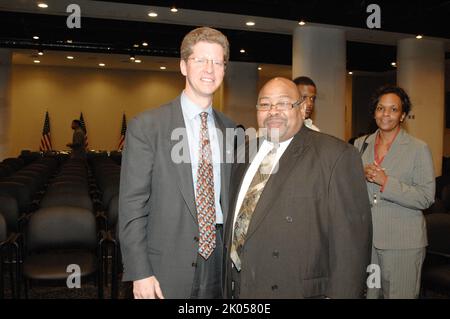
{"left": 66, "top": 119, "right": 86, "bottom": 159}
{"left": 224, "top": 77, "right": 372, "bottom": 299}
{"left": 119, "top": 27, "right": 235, "bottom": 299}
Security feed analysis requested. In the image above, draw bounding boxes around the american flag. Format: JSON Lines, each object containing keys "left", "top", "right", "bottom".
{"left": 118, "top": 113, "right": 127, "bottom": 151}
{"left": 39, "top": 111, "right": 52, "bottom": 151}
{"left": 79, "top": 112, "right": 89, "bottom": 149}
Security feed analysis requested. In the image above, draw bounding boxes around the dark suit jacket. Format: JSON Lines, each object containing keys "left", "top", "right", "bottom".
{"left": 118, "top": 96, "right": 235, "bottom": 298}
{"left": 224, "top": 126, "right": 372, "bottom": 299}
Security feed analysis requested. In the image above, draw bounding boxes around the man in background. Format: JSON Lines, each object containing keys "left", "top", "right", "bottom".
{"left": 293, "top": 76, "right": 320, "bottom": 131}
{"left": 66, "top": 119, "right": 86, "bottom": 159}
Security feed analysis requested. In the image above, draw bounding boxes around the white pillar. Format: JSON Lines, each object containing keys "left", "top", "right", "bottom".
{"left": 223, "top": 61, "right": 259, "bottom": 129}
{"left": 397, "top": 38, "right": 445, "bottom": 176}
{"left": 293, "top": 26, "right": 346, "bottom": 139}
{"left": 0, "top": 49, "right": 12, "bottom": 160}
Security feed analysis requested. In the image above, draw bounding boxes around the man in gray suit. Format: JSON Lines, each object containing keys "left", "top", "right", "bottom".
{"left": 119, "top": 27, "right": 235, "bottom": 299}
{"left": 224, "top": 77, "right": 372, "bottom": 298}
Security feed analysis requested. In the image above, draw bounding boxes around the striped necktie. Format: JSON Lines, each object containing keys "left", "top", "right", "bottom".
{"left": 230, "top": 144, "right": 278, "bottom": 271}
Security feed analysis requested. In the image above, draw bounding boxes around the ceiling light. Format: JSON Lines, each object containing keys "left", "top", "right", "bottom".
{"left": 298, "top": 20, "right": 306, "bottom": 26}
{"left": 240, "top": 49, "right": 246, "bottom": 53}
{"left": 66, "top": 56, "right": 74, "bottom": 60}
{"left": 148, "top": 12, "right": 158, "bottom": 17}
{"left": 130, "top": 55, "right": 135, "bottom": 61}
{"left": 348, "top": 71, "right": 353, "bottom": 75}
{"left": 246, "top": 21, "right": 255, "bottom": 26}
{"left": 37, "top": 3, "right": 48, "bottom": 8}
{"left": 38, "top": 50, "right": 44, "bottom": 56}
{"left": 33, "top": 36, "right": 39, "bottom": 40}
{"left": 66, "top": 39, "right": 73, "bottom": 43}
{"left": 170, "top": 7, "right": 178, "bottom": 13}
{"left": 391, "top": 62, "right": 397, "bottom": 67}
{"left": 142, "top": 42, "right": 148, "bottom": 47}
{"left": 160, "top": 66, "right": 166, "bottom": 70}
{"left": 33, "top": 60, "right": 41, "bottom": 64}
{"left": 134, "top": 59, "right": 142, "bottom": 63}
{"left": 416, "top": 34, "right": 423, "bottom": 39}
{"left": 258, "top": 67, "right": 262, "bottom": 71}
{"left": 133, "top": 44, "right": 139, "bottom": 48}
{"left": 99, "top": 63, "right": 105, "bottom": 67}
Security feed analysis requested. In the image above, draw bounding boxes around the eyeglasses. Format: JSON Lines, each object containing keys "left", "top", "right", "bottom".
{"left": 187, "top": 57, "right": 226, "bottom": 68}
{"left": 256, "top": 100, "right": 301, "bottom": 111}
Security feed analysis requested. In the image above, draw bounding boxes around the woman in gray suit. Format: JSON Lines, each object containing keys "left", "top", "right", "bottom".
{"left": 355, "top": 86, "right": 435, "bottom": 299}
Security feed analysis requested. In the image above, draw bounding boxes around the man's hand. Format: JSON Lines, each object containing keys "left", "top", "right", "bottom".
{"left": 133, "top": 276, "right": 165, "bottom": 299}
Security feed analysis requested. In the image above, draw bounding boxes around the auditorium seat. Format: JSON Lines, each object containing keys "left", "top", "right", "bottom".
{"left": 21, "top": 206, "right": 105, "bottom": 298}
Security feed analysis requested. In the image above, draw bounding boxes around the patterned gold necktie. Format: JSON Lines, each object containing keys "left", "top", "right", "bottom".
{"left": 196, "top": 112, "right": 216, "bottom": 260}
{"left": 230, "top": 144, "right": 278, "bottom": 271}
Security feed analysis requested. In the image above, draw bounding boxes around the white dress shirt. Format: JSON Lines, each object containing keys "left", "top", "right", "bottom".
{"left": 232, "top": 137, "right": 294, "bottom": 230}
{"left": 180, "top": 91, "right": 223, "bottom": 224}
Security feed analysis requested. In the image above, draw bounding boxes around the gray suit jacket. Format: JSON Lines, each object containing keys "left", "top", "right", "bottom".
{"left": 224, "top": 127, "right": 372, "bottom": 298}
{"left": 354, "top": 129, "right": 435, "bottom": 249}
{"left": 118, "top": 96, "right": 235, "bottom": 298}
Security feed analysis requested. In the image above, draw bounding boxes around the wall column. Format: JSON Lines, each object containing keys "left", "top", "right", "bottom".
{"left": 293, "top": 25, "right": 346, "bottom": 139}
{"left": 397, "top": 38, "right": 445, "bottom": 175}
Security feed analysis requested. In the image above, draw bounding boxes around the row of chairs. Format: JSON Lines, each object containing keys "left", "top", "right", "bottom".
{"left": 0, "top": 156, "right": 59, "bottom": 298}
{"left": 18, "top": 158, "right": 108, "bottom": 298}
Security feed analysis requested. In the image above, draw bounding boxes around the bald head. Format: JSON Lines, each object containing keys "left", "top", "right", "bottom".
{"left": 257, "top": 77, "right": 305, "bottom": 142}
{"left": 258, "top": 77, "right": 300, "bottom": 101}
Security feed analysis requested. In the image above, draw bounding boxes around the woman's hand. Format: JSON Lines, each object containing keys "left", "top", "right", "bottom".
{"left": 364, "top": 163, "right": 387, "bottom": 187}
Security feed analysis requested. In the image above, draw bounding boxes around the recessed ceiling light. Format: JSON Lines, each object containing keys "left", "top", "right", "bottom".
{"left": 391, "top": 62, "right": 397, "bottom": 67}
{"left": 348, "top": 71, "right": 353, "bottom": 75}
{"left": 129, "top": 55, "right": 135, "bottom": 61}
{"left": 142, "top": 42, "right": 148, "bottom": 47}
{"left": 37, "top": 3, "right": 48, "bottom": 9}
{"left": 33, "top": 60, "right": 41, "bottom": 64}
{"left": 298, "top": 20, "right": 306, "bottom": 26}
{"left": 258, "top": 67, "right": 262, "bottom": 71}
{"left": 38, "top": 50, "right": 44, "bottom": 56}
{"left": 416, "top": 34, "right": 423, "bottom": 39}
{"left": 148, "top": 12, "right": 158, "bottom": 17}
{"left": 33, "top": 36, "right": 39, "bottom": 40}
{"left": 67, "top": 56, "right": 74, "bottom": 60}
{"left": 133, "top": 44, "right": 139, "bottom": 48}
{"left": 246, "top": 21, "right": 255, "bottom": 26}
{"left": 170, "top": 7, "right": 178, "bottom": 13}
{"left": 134, "top": 59, "right": 142, "bottom": 63}
{"left": 160, "top": 66, "right": 166, "bottom": 70}
{"left": 99, "top": 63, "right": 105, "bottom": 67}
{"left": 66, "top": 39, "right": 73, "bottom": 43}
{"left": 240, "top": 49, "right": 246, "bottom": 53}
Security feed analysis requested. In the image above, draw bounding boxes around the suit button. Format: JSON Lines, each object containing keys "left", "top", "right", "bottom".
{"left": 272, "top": 251, "right": 279, "bottom": 258}
{"left": 192, "top": 262, "right": 197, "bottom": 267}
{"left": 271, "top": 285, "right": 278, "bottom": 291}
{"left": 193, "top": 236, "right": 199, "bottom": 242}
{"left": 286, "top": 216, "right": 293, "bottom": 223}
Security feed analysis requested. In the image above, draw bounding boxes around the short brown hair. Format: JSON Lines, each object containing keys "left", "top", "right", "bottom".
{"left": 180, "top": 27, "right": 229, "bottom": 63}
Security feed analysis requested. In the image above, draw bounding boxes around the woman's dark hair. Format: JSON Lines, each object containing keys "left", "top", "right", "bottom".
{"left": 370, "top": 85, "right": 411, "bottom": 116}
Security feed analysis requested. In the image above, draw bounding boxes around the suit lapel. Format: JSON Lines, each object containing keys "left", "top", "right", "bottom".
{"left": 245, "top": 127, "right": 311, "bottom": 241}
{"left": 167, "top": 98, "right": 198, "bottom": 223}
{"left": 212, "top": 110, "right": 233, "bottom": 227}
{"left": 378, "top": 128, "right": 410, "bottom": 172}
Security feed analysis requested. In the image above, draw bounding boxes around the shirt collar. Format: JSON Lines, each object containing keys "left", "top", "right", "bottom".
{"left": 181, "top": 91, "right": 213, "bottom": 120}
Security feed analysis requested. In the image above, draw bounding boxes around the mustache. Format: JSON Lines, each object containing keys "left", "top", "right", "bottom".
{"left": 263, "top": 115, "right": 287, "bottom": 126}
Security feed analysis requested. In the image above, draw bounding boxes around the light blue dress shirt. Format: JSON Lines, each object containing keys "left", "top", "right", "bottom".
{"left": 180, "top": 92, "right": 223, "bottom": 224}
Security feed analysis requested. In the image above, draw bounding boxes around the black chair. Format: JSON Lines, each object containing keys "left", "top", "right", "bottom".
{"left": 21, "top": 206, "right": 105, "bottom": 298}
{"left": 40, "top": 192, "right": 93, "bottom": 211}
{"left": 421, "top": 213, "right": 450, "bottom": 297}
